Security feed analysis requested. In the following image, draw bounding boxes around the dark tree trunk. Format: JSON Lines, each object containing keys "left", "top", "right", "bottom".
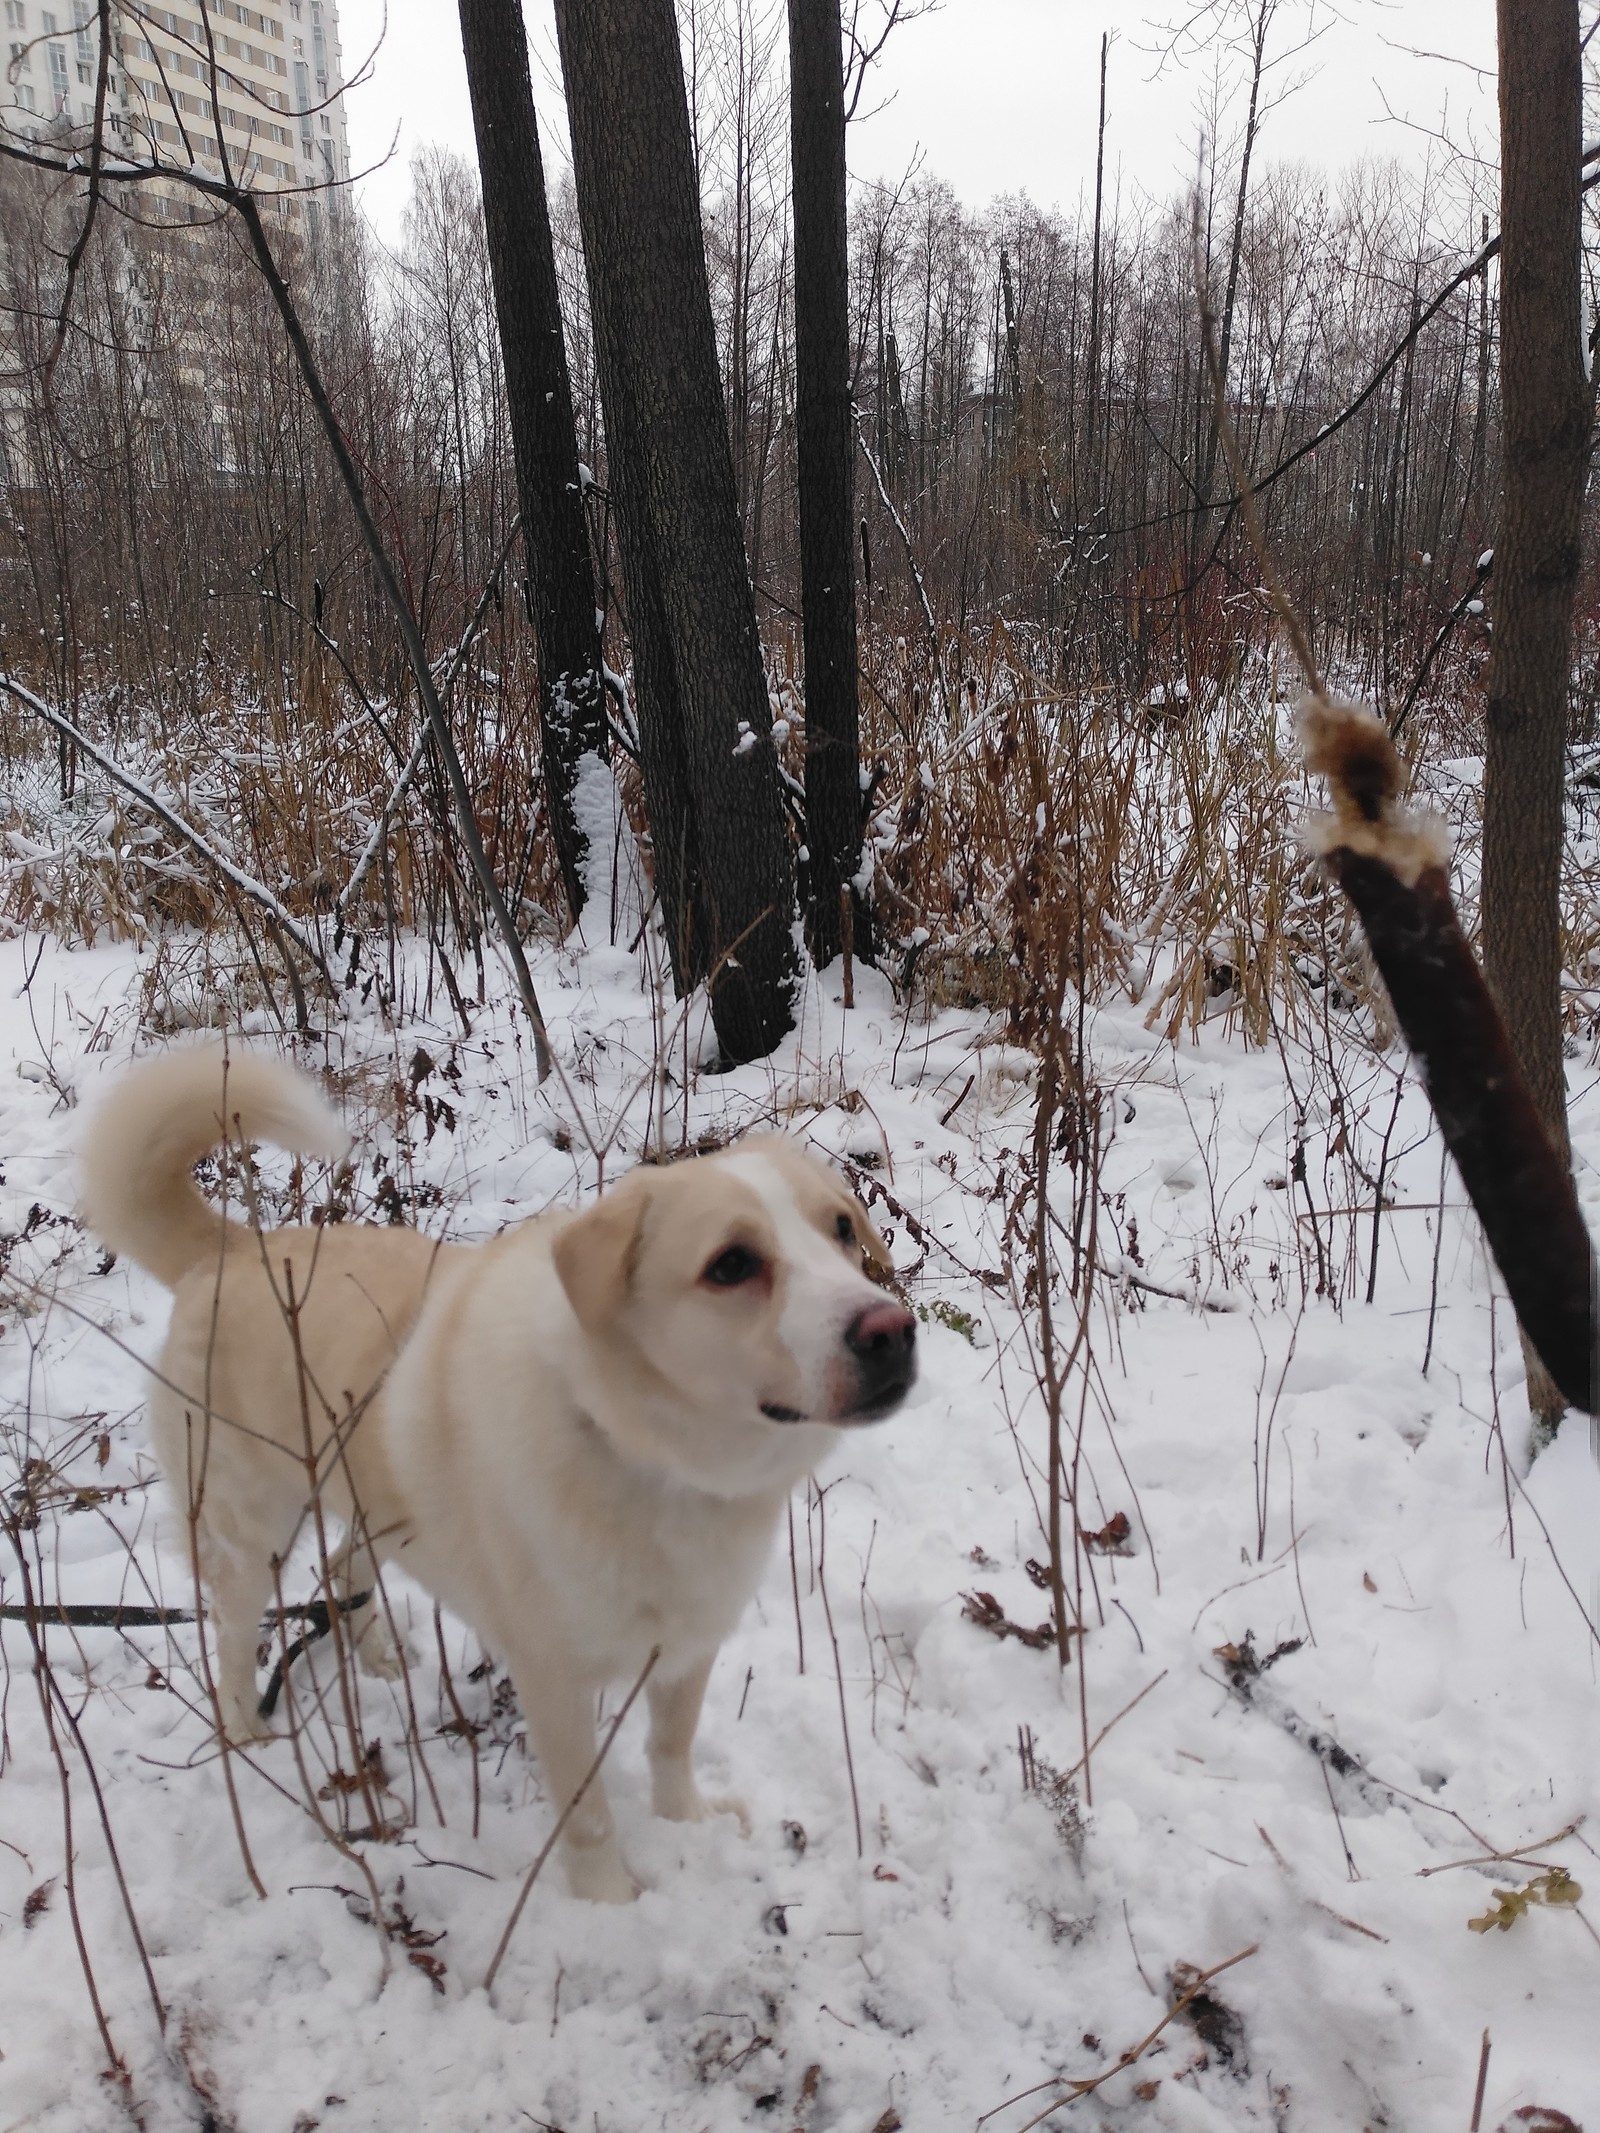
{"left": 552, "top": 0, "right": 799, "bottom": 1065}
{"left": 1485, "top": 0, "right": 1591, "bottom": 1423}
{"left": 788, "top": 0, "right": 865, "bottom": 969}
{"left": 458, "top": 0, "right": 607, "bottom": 926}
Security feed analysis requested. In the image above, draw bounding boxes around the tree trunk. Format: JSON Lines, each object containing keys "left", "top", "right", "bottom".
{"left": 552, "top": 0, "right": 799, "bottom": 1065}
{"left": 789, "top": 0, "right": 865, "bottom": 968}
{"left": 1485, "top": 0, "right": 1590, "bottom": 1427}
{"left": 458, "top": 0, "right": 607, "bottom": 925}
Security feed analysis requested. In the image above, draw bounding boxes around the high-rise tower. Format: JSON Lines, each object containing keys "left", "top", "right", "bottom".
{"left": 3, "top": 0, "right": 351, "bottom": 221}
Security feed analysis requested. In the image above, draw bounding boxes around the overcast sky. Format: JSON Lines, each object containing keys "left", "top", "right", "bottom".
{"left": 336, "top": 0, "right": 1501, "bottom": 249}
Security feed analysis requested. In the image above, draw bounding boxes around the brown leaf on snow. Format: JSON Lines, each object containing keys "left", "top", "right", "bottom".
{"left": 960, "top": 1589, "right": 1057, "bottom": 1650}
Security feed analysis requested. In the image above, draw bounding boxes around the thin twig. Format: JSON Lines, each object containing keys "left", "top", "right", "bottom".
{"left": 1469, "top": 2029, "right": 1491, "bottom": 2133}
{"left": 812, "top": 1480, "right": 864, "bottom": 1857}
{"left": 229, "top": 188, "right": 556, "bottom": 1079}
{"left": 980, "top": 1942, "right": 1259, "bottom": 2126}
{"left": 1058, "top": 1670, "right": 1167, "bottom": 1785}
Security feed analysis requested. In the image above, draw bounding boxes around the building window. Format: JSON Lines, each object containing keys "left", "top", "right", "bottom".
{"left": 3, "top": 4, "right": 23, "bottom": 33}
{"left": 9, "top": 37, "right": 31, "bottom": 70}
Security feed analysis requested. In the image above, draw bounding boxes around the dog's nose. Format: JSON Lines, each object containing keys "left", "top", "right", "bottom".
{"left": 844, "top": 1300, "right": 917, "bottom": 1401}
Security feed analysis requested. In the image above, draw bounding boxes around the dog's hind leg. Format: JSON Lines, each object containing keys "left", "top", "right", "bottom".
{"left": 158, "top": 1398, "right": 292, "bottom": 1742}
{"left": 323, "top": 1517, "right": 404, "bottom": 1682}
{"left": 196, "top": 1522, "right": 282, "bottom": 1743}
{"left": 647, "top": 1655, "right": 751, "bottom": 1834}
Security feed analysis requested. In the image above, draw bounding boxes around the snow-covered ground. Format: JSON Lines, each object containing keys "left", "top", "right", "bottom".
{"left": 1, "top": 924, "right": 1597, "bottom": 2132}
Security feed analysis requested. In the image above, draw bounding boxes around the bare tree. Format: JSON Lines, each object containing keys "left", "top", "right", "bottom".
{"left": 789, "top": 0, "right": 866, "bottom": 966}
{"left": 458, "top": 0, "right": 608, "bottom": 926}
{"left": 552, "top": 0, "right": 799, "bottom": 1065}
{"left": 1482, "top": 0, "right": 1593, "bottom": 1431}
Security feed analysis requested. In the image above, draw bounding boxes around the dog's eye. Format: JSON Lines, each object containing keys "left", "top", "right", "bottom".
{"left": 834, "top": 1212, "right": 856, "bottom": 1247}
{"left": 702, "top": 1244, "right": 764, "bottom": 1288}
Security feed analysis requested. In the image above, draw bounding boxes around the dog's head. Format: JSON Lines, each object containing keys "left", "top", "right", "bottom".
{"left": 551, "top": 1137, "right": 916, "bottom": 1451}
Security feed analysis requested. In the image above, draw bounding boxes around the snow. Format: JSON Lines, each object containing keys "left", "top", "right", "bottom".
{"left": 568, "top": 749, "right": 646, "bottom": 942}
{"left": 1, "top": 925, "right": 1597, "bottom": 2132}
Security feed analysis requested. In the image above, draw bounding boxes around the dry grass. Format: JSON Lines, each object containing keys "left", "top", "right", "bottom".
{"left": 13, "top": 618, "right": 1599, "bottom": 1076}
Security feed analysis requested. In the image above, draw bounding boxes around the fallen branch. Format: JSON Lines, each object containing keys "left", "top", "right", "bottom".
{"left": 0, "top": 1602, "right": 198, "bottom": 1627}
{"left": 980, "top": 1942, "right": 1259, "bottom": 2126}
{"left": 0, "top": 1593, "right": 368, "bottom": 1631}
{"left": 2, "top": 1591, "right": 371, "bottom": 1720}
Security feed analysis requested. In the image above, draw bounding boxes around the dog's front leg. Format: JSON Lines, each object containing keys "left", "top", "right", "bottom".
{"left": 647, "top": 1655, "right": 750, "bottom": 1834}
{"left": 511, "top": 1658, "right": 639, "bottom": 1903}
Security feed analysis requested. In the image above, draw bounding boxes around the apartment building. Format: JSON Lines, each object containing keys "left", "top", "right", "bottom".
{"left": 2, "top": 0, "right": 351, "bottom": 213}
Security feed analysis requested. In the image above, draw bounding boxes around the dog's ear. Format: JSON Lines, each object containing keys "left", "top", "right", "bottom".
{"left": 553, "top": 1182, "right": 651, "bottom": 1334}
{"left": 844, "top": 1195, "right": 895, "bottom": 1279}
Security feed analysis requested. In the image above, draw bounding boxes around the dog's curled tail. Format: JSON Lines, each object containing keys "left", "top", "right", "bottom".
{"left": 79, "top": 1045, "right": 348, "bottom": 1288}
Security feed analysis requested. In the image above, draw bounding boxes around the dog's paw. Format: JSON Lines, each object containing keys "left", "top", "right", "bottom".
{"left": 704, "top": 1793, "right": 752, "bottom": 1839}
{"left": 564, "top": 1841, "right": 641, "bottom": 1905}
{"left": 355, "top": 1627, "right": 408, "bottom": 1682}
{"left": 222, "top": 1705, "right": 279, "bottom": 1747}
{"left": 655, "top": 1778, "right": 752, "bottom": 1837}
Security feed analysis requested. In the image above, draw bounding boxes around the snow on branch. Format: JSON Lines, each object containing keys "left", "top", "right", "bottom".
{"left": 0, "top": 673, "right": 331, "bottom": 982}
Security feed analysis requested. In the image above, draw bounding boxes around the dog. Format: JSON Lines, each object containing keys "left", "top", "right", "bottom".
{"left": 79, "top": 1045, "right": 916, "bottom": 1901}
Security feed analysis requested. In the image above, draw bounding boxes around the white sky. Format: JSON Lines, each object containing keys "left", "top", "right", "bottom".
{"left": 336, "top": 0, "right": 1501, "bottom": 249}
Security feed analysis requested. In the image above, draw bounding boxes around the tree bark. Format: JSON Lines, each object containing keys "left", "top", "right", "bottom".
{"left": 788, "top": 0, "right": 866, "bottom": 968}
{"left": 1485, "top": 0, "right": 1590, "bottom": 1423}
{"left": 552, "top": 0, "right": 799, "bottom": 1064}
{"left": 458, "top": 0, "right": 606, "bottom": 924}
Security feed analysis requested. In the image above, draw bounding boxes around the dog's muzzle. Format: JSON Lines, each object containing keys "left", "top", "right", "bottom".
{"left": 759, "top": 1301, "right": 919, "bottom": 1426}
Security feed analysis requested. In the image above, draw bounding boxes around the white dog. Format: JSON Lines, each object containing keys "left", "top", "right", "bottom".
{"left": 79, "top": 1046, "right": 916, "bottom": 1901}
